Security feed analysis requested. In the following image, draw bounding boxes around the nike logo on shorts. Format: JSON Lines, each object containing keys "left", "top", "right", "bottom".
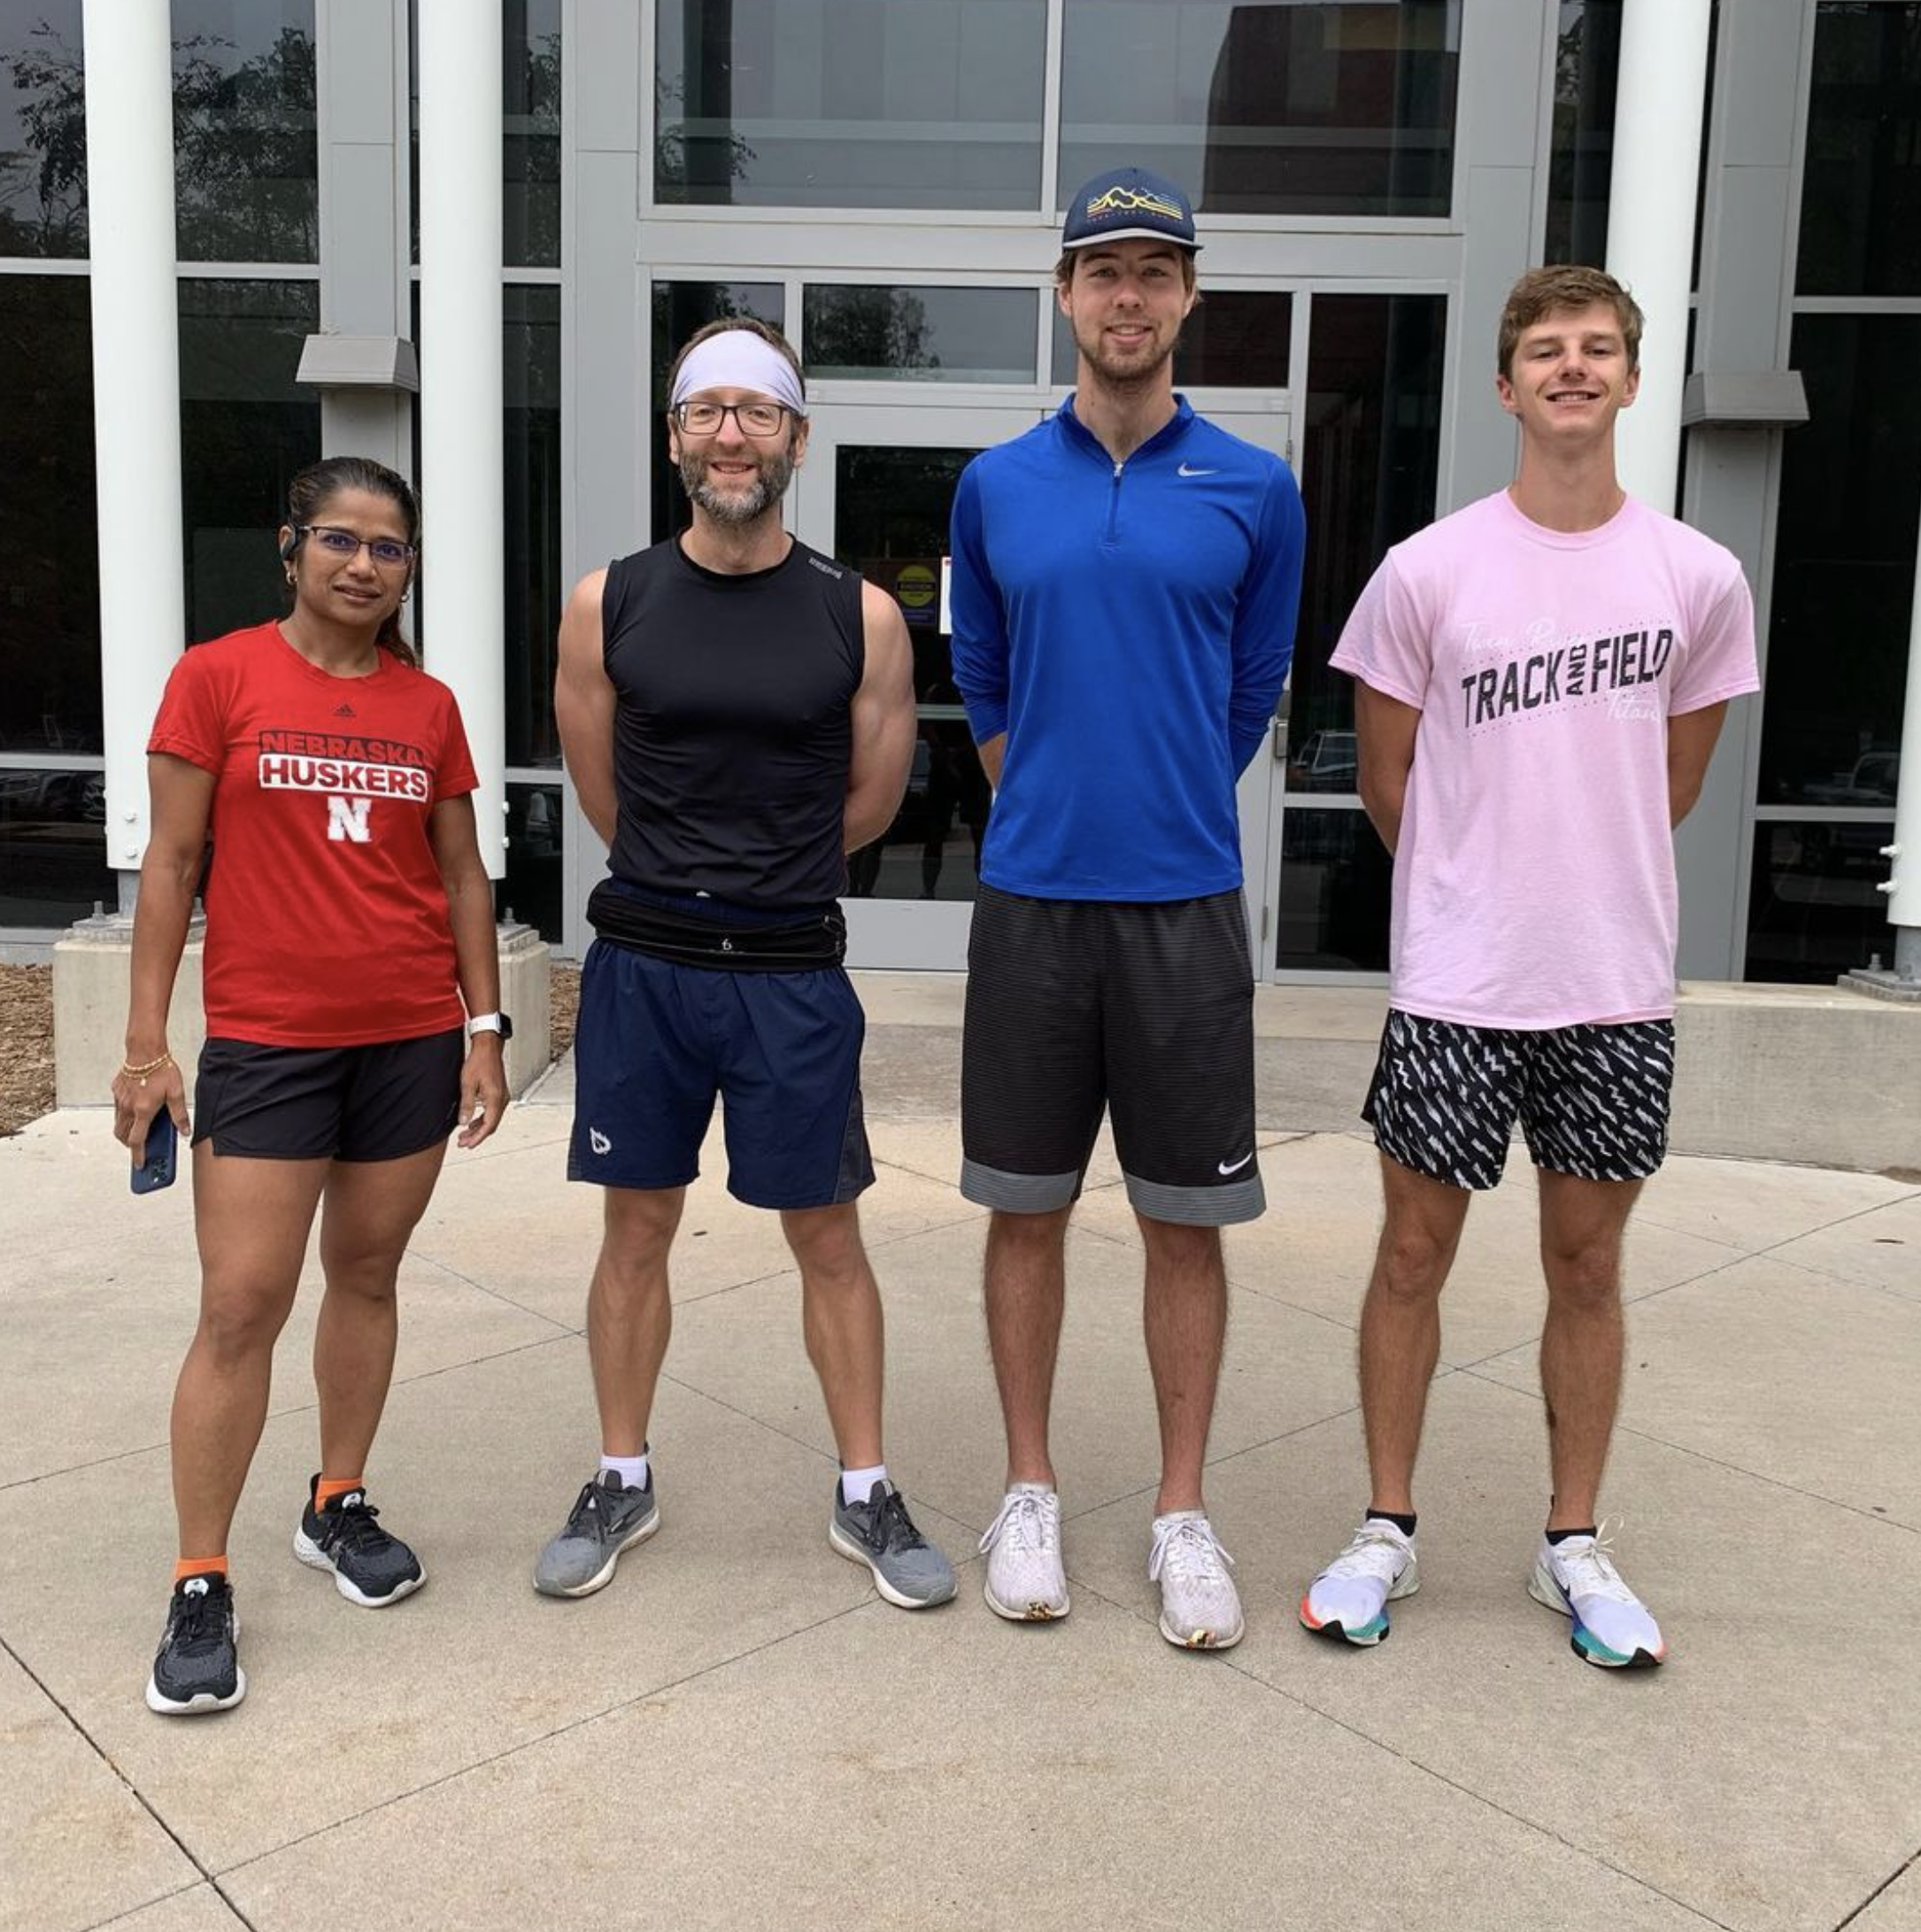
{"left": 1217, "top": 1151, "right": 1254, "bottom": 1175}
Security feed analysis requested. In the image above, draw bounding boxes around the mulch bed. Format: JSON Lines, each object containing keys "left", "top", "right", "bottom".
{"left": 0, "top": 958, "right": 581, "bottom": 1138}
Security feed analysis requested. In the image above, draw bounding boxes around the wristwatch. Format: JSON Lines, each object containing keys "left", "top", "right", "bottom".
{"left": 467, "top": 1011, "right": 514, "bottom": 1041}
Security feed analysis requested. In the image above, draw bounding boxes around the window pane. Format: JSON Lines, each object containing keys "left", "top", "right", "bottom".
{"left": 504, "top": 780, "right": 563, "bottom": 941}
{"left": 0, "top": 277, "right": 100, "bottom": 754}
{"left": 655, "top": 0, "right": 1046, "bottom": 209}
{"left": 1745, "top": 819, "right": 1897, "bottom": 983}
{"left": 649, "top": 282, "right": 786, "bottom": 544}
{"left": 505, "top": 286, "right": 562, "bottom": 767}
{"left": 1060, "top": 0, "right": 1461, "bottom": 219}
{"left": 1275, "top": 808, "right": 1390, "bottom": 970}
{"left": 0, "top": 768, "right": 113, "bottom": 925}
{"left": 1545, "top": 0, "right": 1619, "bottom": 266}
{"left": 805, "top": 286, "right": 1035, "bottom": 383}
{"left": 1798, "top": 2, "right": 1921, "bottom": 297}
{"left": 1053, "top": 288, "right": 1293, "bottom": 385}
{"left": 505, "top": 0, "right": 561, "bottom": 268}
{"left": 1759, "top": 316, "right": 1916, "bottom": 806}
{"left": 179, "top": 280, "right": 321, "bottom": 645}
{"left": 173, "top": 2, "right": 317, "bottom": 263}
{"left": 1285, "top": 293, "right": 1446, "bottom": 780}
{"left": 0, "top": 2, "right": 87, "bottom": 258}
{"left": 835, "top": 446, "right": 991, "bottom": 905}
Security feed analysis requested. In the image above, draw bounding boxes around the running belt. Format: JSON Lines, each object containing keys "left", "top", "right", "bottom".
{"left": 586, "top": 878, "right": 845, "bottom": 971}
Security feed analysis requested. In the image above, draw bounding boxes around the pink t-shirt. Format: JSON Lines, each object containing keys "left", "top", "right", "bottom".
{"left": 1330, "top": 490, "right": 1759, "bottom": 1029}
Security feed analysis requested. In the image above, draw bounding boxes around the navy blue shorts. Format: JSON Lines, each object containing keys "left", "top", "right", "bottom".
{"left": 567, "top": 940, "right": 875, "bottom": 1209}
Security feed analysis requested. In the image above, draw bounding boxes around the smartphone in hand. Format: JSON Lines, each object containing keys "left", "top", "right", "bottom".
{"left": 131, "top": 1109, "right": 179, "bottom": 1194}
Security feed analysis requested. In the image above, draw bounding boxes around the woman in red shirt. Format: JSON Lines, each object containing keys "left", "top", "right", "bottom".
{"left": 112, "top": 456, "right": 509, "bottom": 1715}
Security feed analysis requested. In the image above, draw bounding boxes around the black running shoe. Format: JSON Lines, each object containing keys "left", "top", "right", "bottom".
{"left": 145, "top": 1573, "right": 244, "bottom": 1715}
{"left": 293, "top": 1476, "right": 425, "bottom": 1606}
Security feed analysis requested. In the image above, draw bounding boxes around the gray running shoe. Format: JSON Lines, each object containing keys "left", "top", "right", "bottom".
{"left": 533, "top": 1467, "right": 660, "bottom": 1598}
{"left": 829, "top": 1478, "right": 957, "bottom": 1609}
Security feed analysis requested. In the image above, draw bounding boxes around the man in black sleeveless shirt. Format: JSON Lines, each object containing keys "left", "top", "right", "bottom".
{"left": 537, "top": 321, "right": 956, "bottom": 1611}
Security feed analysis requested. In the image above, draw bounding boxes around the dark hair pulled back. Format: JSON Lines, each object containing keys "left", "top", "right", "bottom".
{"left": 283, "top": 456, "right": 421, "bottom": 667}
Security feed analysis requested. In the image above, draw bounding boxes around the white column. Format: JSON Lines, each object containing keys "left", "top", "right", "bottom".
{"left": 418, "top": 0, "right": 505, "bottom": 878}
{"left": 82, "top": 1, "right": 183, "bottom": 895}
{"left": 1604, "top": 0, "right": 1712, "bottom": 514}
{"left": 1886, "top": 534, "right": 1921, "bottom": 978}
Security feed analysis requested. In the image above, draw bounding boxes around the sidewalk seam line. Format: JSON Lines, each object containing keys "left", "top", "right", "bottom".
{"left": 1833, "top": 1842, "right": 1921, "bottom": 1929}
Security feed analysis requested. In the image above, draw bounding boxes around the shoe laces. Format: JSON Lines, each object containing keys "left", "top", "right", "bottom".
{"left": 1323, "top": 1524, "right": 1411, "bottom": 1584}
{"left": 1549, "top": 1519, "right": 1637, "bottom": 1604}
{"left": 170, "top": 1580, "right": 231, "bottom": 1654}
{"left": 1148, "top": 1516, "right": 1234, "bottom": 1587}
{"left": 979, "top": 1488, "right": 1059, "bottom": 1557}
{"left": 863, "top": 1486, "right": 927, "bottom": 1556}
{"left": 323, "top": 1495, "right": 392, "bottom": 1554}
{"left": 563, "top": 1480, "right": 611, "bottom": 1536}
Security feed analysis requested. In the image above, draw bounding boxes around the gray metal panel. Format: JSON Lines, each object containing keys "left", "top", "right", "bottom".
{"left": 321, "top": 0, "right": 397, "bottom": 144}
{"left": 320, "top": 390, "right": 412, "bottom": 478}
{"left": 1717, "top": 0, "right": 1808, "bottom": 169}
{"left": 1457, "top": 0, "right": 1552, "bottom": 171}
{"left": 321, "top": 145, "right": 402, "bottom": 333}
{"left": 1439, "top": 167, "right": 1531, "bottom": 512}
{"left": 1681, "top": 368, "right": 1807, "bottom": 428}
{"left": 570, "top": 151, "right": 643, "bottom": 573}
{"left": 1695, "top": 163, "right": 1796, "bottom": 369}
{"left": 575, "top": 0, "right": 642, "bottom": 152}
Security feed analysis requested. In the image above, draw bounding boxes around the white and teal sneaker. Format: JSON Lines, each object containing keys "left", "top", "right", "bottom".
{"left": 1300, "top": 1519, "right": 1418, "bottom": 1646}
{"left": 1529, "top": 1528, "right": 1666, "bottom": 1669}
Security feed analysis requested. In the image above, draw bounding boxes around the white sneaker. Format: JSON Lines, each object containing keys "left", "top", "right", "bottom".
{"left": 1529, "top": 1526, "right": 1665, "bottom": 1668}
{"left": 1148, "top": 1511, "right": 1243, "bottom": 1650}
{"left": 1300, "top": 1519, "right": 1418, "bottom": 1646}
{"left": 979, "top": 1483, "right": 1069, "bottom": 1622}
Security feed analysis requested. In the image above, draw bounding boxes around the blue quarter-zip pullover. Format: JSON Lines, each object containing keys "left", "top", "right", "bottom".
{"left": 949, "top": 395, "right": 1305, "bottom": 901}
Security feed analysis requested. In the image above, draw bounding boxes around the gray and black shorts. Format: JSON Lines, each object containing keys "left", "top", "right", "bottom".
{"left": 960, "top": 883, "right": 1261, "bottom": 1226}
{"left": 1362, "top": 1009, "right": 1676, "bottom": 1192}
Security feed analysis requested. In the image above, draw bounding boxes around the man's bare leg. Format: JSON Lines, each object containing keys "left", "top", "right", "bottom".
{"left": 1139, "top": 1217, "right": 1226, "bottom": 1515}
{"left": 984, "top": 1204, "right": 1073, "bottom": 1489}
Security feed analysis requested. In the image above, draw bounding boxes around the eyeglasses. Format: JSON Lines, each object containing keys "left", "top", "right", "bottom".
{"left": 297, "top": 524, "right": 417, "bottom": 568}
{"left": 671, "top": 398, "right": 791, "bottom": 439}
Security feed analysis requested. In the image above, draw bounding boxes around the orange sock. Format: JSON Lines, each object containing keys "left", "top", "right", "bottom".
{"left": 314, "top": 1475, "right": 366, "bottom": 1509}
{"left": 174, "top": 1555, "right": 228, "bottom": 1584}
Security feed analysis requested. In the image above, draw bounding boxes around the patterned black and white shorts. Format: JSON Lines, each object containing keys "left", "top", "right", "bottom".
{"left": 1362, "top": 1009, "right": 1676, "bottom": 1192}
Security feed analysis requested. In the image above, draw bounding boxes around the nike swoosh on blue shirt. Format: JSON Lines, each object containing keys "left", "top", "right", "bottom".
{"left": 1177, "top": 463, "right": 1219, "bottom": 477}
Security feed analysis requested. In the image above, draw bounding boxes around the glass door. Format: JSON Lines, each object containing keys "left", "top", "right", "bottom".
{"left": 794, "top": 401, "right": 1048, "bottom": 970}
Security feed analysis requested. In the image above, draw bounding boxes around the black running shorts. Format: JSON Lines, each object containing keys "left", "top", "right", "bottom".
{"left": 960, "top": 884, "right": 1261, "bottom": 1225}
{"left": 1362, "top": 1009, "right": 1676, "bottom": 1192}
{"left": 192, "top": 1030, "right": 464, "bottom": 1163}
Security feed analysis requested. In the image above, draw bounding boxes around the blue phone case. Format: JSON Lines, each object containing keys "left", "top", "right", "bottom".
{"left": 131, "top": 1109, "right": 178, "bottom": 1194}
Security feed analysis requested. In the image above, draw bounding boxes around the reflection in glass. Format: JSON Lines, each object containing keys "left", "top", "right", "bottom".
{"left": 1760, "top": 316, "right": 1916, "bottom": 805}
{"left": 834, "top": 446, "right": 991, "bottom": 904}
{"left": 1274, "top": 808, "right": 1390, "bottom": 970}
{"left": 172, "top": 1, "right": 317, "bottom": 263}
{"left": 505, "top": 0, "right": 561, "bottom": 267}
{"left": 649, "top": 282, "right": 785, "bottom": 543}
{"left": 1060, "top": 0, "right": 1460, "bottom": 219}
{"left": 1286, "top": 293, "right": 1446, "bottom": 779}
{"left": 1052, "top": 288, "right": 1293, "bottom": 387}
{"left": 0, "top": 277, "right": 100, "bottom": 754}
{"left": 655, "top": 0, "right": 1046, "bottom": 209}
{"left": 504, "top": 782, "right": 563, "bottom": 941}
{"left": 0, "top": 2, "right": 87, "bottom": 257}
{"left": 1545, "top": 0, "right": 1619, "bottom": 266}
{"left": 0, "top": 767, "right": 113, "bottom": 927}
{"left": 1799, "top": 2, "right": 1921, "bottom": 298}
{"left": 506, "top": 287, "right": 562, "bottom": 767}
{"left": 179, "top": 280, "right": 320, "bottom": 647}
{"left": 1745, "top": 820, "right": 1896, "bottom": 983}
{"left": 805, "top": 286, "right": 1035, "bottom": 383}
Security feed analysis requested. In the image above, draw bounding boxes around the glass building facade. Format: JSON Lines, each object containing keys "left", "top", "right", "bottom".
{"left": 0, "top": 0, "right": 1912, "bottom": 990}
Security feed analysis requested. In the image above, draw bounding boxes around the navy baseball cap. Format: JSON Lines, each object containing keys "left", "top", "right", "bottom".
{"left": 1061, "top": 166, "right": 1200, "bottom": 252}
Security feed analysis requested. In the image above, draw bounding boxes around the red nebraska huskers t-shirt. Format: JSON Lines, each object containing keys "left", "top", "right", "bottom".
{"left": 148, "top": 622, "right": 480, "bottom": 1047}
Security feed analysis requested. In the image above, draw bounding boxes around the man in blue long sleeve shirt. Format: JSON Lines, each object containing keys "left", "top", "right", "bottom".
{"left": 951, "top": 167, "right": 1305, "bottom": 1651}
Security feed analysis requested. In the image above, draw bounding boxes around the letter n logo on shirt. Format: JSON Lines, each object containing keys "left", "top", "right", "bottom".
{"left": 327, "top": 796, "right": 373, "bottom": 844}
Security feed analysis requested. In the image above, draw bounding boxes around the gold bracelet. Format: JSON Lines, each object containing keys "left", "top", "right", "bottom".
{"left": 119, "top": 1052, "right": 174, "bottom": 1086}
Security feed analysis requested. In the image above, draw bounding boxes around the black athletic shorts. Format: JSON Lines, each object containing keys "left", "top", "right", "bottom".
{"left": 192, "top": 1030, "right": 464, "bottom": 1163}
{"left": 1362, "top": 1009, "right": 1676, "bottom": 1191}
{"left": 960, "top": 884, "right": 1261, "bottom": 1226}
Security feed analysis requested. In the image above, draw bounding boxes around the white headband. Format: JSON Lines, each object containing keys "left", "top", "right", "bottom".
{"left": 669, "top": 329, "right": 806, "bottom": 417}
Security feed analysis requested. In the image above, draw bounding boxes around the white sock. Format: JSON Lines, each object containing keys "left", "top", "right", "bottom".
{"left": 840, "top": 1463, "right": 888, "bottom": 1508}
{"left": 600, "top": 1452, "right": 649, "bottom": 1493}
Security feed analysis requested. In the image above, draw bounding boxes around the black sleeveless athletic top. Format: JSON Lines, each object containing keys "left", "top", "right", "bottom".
{"left": 601, "top": 537, "right": 865, "bottom": 909}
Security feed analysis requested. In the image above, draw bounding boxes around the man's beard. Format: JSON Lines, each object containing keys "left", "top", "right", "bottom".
{"left": 1076, "top": 321, "right": 1180, "bottom": 392}
{"left": 681, "top": 444, "right": 796, "bottom": 528}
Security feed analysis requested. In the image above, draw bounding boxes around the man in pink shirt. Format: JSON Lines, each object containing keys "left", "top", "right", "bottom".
{"left": 1300, "top": 266, "right": 1759, "bottom": 1669}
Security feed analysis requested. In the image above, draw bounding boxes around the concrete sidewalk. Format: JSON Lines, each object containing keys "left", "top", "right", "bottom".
{"left": 4, "top": 985, "right": 1920, "bottom": 1932}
